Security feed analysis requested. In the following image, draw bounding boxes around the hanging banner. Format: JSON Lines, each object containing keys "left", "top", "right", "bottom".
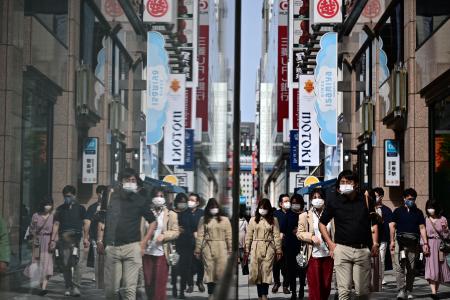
{"left": 185, "top": 87, "right": 192, "bottom": 128}
{"left": 313, "top": 0, "right": 342, "bottom": 24}
{"left": 385, "top": 139, "right": 400, "bottom": 186}
{"left": 146, "top": 32, "right": 170, "bottom": 145}
{"left": 294, "top": 0, "right": 309, "bottom": 18}
{"left": 290, "top": 130, "right": 301, "bottom": 171}
{"left": 163, "top": 74, "right": 186, "bottom": 165}
{"left": 299, "top": 75, "right": 320, "bottom": 166}
{"left": 180, "top": 49, "right": 193, "bottom": 82}
{"left": 315, "top": 32, "right": 337, "bottom": 146}
{"left": 197, "top": 0, "right": 209, "bottom": 131}
{"left": 143, "top": 0, "right": 176, "bottom": 23}
{"left": 183, "top": 129, "right": 194, "bottom": 170}
{"left": 82, "top": 138, "right": 98, "bottom": 183}
{"left": 277, "top": 0, "right": 289, "bottom": 132}
{"left": 293, "top": 19, "right": 310, "bottom": 48}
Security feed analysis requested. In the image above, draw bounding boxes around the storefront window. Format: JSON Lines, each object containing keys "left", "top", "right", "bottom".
{"left": 416, "top": 1, "right": 450, "bottom": 48}
{"left": 432, "top": 95, "right": 450, "bottom": 216}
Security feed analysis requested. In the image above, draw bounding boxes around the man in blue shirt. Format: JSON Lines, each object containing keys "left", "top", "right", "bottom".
{"left": 389, "top": 188, "right": 429, "bottom": 300}
{"left": 273, "top": 194, "right": 291, "bottom": 294}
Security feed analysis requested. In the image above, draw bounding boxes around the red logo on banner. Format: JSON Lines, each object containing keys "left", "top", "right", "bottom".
{"left": 279, "top": 0, "right": 288, "bottom": 11}
{"left": 317, "top": 0, "right": 339, "bottom": 18}
{"left": 362, "top": 0, "right": 381, "bottom": 18}
{"left": 104, "top": 0, "right": 124, "bottom": 17}
{"left": 147, "top": 0, "right": 169, "bottom": 17}
{"left": 199, "top": 0, "right": 208, "bottom": 11}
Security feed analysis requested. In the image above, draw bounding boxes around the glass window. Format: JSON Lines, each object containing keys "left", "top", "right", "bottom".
{"left": 416, "top": 0, "right": 450, "bottom": 47}
{"left": 378, "top": 2, "right": 404, "bottom": 71}
{"left": 25, "top": 0, "right": 68, "bottom": 46}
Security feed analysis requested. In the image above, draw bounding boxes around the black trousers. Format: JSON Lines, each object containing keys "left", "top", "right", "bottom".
{"left": 257, "top": 283, "right": 269, "bottom": 297}
{"left": 273, "top": 251, "right": 288, "bottom": 286}
{"left": 191, "top": 255, "right": 204, "bottom": 284}
{"left": 171, "top": 246, "right": 194, "bottom": 290}
{"left": 286, "top": 251, "right": 306, "bottom": 295}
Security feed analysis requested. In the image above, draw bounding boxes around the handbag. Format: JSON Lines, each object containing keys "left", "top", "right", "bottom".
{"left": 296, "top": 244, "right": 308, "bottom": 268}
{"left": 429, "top": 218, "right": 450, "bottom": 253}
{"left": 167, "top": 243, "right": 180, "bottom": 266}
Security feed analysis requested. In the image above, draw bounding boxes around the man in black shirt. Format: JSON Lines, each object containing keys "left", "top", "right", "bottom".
{"left": 50, "top": 185, "right": 89, "bottom": 297}
{"left": 97, "top": 168, "right": 156, "bottom": 300}
{"left": 389, "top": 188, "right": 428, "bottom": 300}
{"left": 319, "top": 170, "right": 379, "bottom": 300}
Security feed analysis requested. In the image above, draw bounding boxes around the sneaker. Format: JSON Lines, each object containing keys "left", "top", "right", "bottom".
{"left": 197, "top": 282, "right": 205, "bottom": 293}
{"left": 64, "top": 290, "right": 71, "bottom": 297}
{"left": 396, "top": 290, "right": 406, "bottom": 299}
{"left": 382, "top": 280, "right": 387, "bottom": 285}
{"left": 272, "top": 283, "right": 281, "bottom": 293}
{"left": 71, "top": 287, "right": 81, "bottom": 297}
{"left": 186, "top": 286, "right": 194, "bottom": 293}
{"left": 407, "top": 294, "right": 414, "bottom": 299}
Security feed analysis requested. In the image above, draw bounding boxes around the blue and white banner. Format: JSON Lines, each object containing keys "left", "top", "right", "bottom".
{"left": 315, "top": 32, "right": 337, "bottom": 146}
{"left": 290, "top": 130, "right": 300, "bottom": 171}
{"left": 184, "top": 129, "right": 194, "bottom": 171}
{"left": 146, "top": 31, "right": 170, "bottom": 145}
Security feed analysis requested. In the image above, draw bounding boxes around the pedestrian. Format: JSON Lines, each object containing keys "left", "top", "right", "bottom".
{"left": 424, "top": 200, "right": 450, "bottom": 299}
{"left": 239, "top": 211, "right": 248, "bottom": 269}
{"left": 283, "top": 193, "right": 306, "bottom": 300}
{"left": 96, "top": 168, "right": 157, "bottom": 300}
{"left": 194, "top": 198, "right": 232, "bottom": 299}
{"left": 84, "top": 185, "right": 107, "bottom": 281}
{"left": 24, "top": 196, "right": 55, "bottom": 295}
{"left": 243, "top": 198, "right": 283, "bottom": 300}
{"left": 142, "top": 189, "right": 179, "bottom": 300}
{"left": 319, "top": 170, "right": 379, "bottom": 300}
{"left": 373, "top": 187, "right": 393, "bottom": 286}
{"left": 298, "top": 188, "right": 334, "bottom": 300}
{"left": 272, "top": 193, "right": 291, "bottom": 294}
{"left": 389, "top": 188, "right": 429, "bottom": 300}
{"left": 0, "top": 214, "right": 10, "bottom": 279}
{"left": 50, "top": 185, "right": 89, "bottom": 297}
{"left": 188, "top": 193, "right": 206, "bottom": 293}
{"left": 171, "top": 192, "right": 193, "bottom": 299}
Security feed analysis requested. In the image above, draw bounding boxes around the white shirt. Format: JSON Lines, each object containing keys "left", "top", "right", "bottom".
{"left": 312, "top": 210, "right": 331, "bottom": 258}
{"left": 146, "top": 210, "right": 164, "bottom": 256}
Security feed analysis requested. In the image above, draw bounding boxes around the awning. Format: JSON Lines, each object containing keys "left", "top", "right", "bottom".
{"left": 143, "top": 177, "right": 186, "bottom": 194}
{"left": 295, "top": 178, "right": 337, "bottom": 196}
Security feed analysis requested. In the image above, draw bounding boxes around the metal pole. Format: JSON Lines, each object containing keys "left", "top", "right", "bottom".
{"left": 232, "top": 0, "right": 242, "bottom": 299}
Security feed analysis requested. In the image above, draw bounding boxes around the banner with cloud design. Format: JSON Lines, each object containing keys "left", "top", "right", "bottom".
{"left": 314, "top": 32, "right": 337, "bottom": 146}
{"left": 146, "top": 31, "right": 170, "bottom": 145}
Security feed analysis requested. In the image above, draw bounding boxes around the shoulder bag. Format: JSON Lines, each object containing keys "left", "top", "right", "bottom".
{"left": 429, "top": 218, "right": 450, "bottom": 253}
{"left": 296, "top": 213, "right": 309, "bottom": 268}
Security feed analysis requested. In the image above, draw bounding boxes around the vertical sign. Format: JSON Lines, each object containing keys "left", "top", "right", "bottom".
{"left": 146, "top": 31, "right": 170, "bottom": 145}
{"left": 385, "top": 139, "right": 400, "bottom": 186}
{"left": 293, "top": 88, "right": 299, "bottom": 129}
{"left": 180, "top": 49, "right": 193, "bottom": 81}
{"left": 164, "top": 74, "right": 186, "bottom": 165}
{"left": 197, "top": 0, "right": 209, "bottom": 131}
{"left": 278, "top": 0, "right": 289, "bottom": 132}
{"left": 290, "top": 130, "right": 301, "bottom": 171}
{"left": 185, "top": 87, "right": 192, "bottom": 128}
{"left": 299, "top": 75, "right": 320, "bottom": 166}
{"left": 184, "top": 129, "right": 194, "bottom": 171}
{"left": 143, "top": 0, "right": 176, "bottom": 23}
{"left": 315, "top": 32, "right": 337, "bottom": 146}
{"left": 313, "top": 0, "right": 342, "bottom": 24}
{"left": 82, "top": 138, "right": 98, "bottom": 183}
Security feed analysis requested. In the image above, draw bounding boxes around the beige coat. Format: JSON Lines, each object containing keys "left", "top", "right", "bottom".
{"left": 297, "top": 210, "right": 334, "bottom": 261}
{"left": 195, "top": 216, "right": 232, "bottom": 283}
{"left": 141, "top": 207, "right": 179, "bottom": 264}
{"left": 245, "top": 217, "right": 282, "bottom": 284}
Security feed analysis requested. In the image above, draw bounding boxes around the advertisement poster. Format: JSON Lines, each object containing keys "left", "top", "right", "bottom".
{"left": 385, "top": 139, "right": 400, "bottom": 186}
{"left": 82, "top": 137, "right": 98, "bottom": 184}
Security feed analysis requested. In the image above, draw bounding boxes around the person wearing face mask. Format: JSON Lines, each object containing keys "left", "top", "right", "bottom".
{"left": 243, "top": 198, "right": 283, "bottom": 300}
{"left": 389, "top": 188, "right": 429, "bottom": 300}
{"left": 171, "top": 193, "right": 193, "bottom": 298}
{"left": 23, "top": 196, "right": 55, "bottom": 295}
{"left": 319, "top": 170, "right": 379, "bottom": 300}
{"left": 188, "top": 193, "right": 206, "bottom": 293}
{"left": 298, "top": 188, "right": 334, "bottom": 300}
{"left": 424, "top": 200, "right": 450, "bottom": 299}
{"left": 372, "top": 187, "right": 393, "bottom": 286}
{"left": 285, "top": 194, "right": 306, "bottom": 300}
{"left": 272, "top": 194, "right": 291, "bottom": 294}
{"left": 97, "top": 168, "right": 157, "bottom": 300}
{"left": 141, "top": 189, "right": 179, "bottom": 300}
{"left": 50, "top": 185, "right": 88, "bottom": 297}
{"left": 194, "top": 198, "right": 232, "bottom": 299}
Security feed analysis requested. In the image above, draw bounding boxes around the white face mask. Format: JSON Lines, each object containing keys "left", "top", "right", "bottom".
{"left": 427, "top": 209, "right": 436, "bottom": 216}
{"left": 210, "top": 208, "right": 219, "bottom": 215}
{"left": 282, "top": 202, "right": 291, "bottom": 210}
{"left": 44, "top": 205, "right": 52, "bottom": 212}
{"left": 291, "top": 204, "right": 301, "bottom": 211}
{"left": 311, "top": 198, "right": 325, "bottom": 209}
{"left": 152, "top": 197, "right": 166, "bottom": 207}
{"left": 123, "top": 182, "right": 138, "bottom": 193}
{"left": 339, "top": 184, "right": 354, "bottom": 194}
{"left": 188, "top": 200, "right": 197, "bottom": 208}
{"left": 177, "top": 203, "right": 188, "bottom": 210}
{"left": 376, "top": 196, "right": 382, "bottom": 203}
{"left": 259, "top": 208, "right": 268, "bottom": 216}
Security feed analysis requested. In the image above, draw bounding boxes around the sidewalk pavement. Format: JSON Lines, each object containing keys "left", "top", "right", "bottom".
{"left": 2, "top": 270, "right": 450, "bottom": 299}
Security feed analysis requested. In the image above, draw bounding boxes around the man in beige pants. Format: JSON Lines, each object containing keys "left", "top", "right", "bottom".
{"left": 320, "top": 170, "right": 379, "bottom": 300}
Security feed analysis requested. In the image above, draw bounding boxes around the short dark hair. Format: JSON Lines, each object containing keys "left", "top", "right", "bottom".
{"left": 336, "top": 170, "right": 358, "bottom": 192}
{"left": 189, "top": 193, "right": 200, "bottom": 202}
{"left": 152, "top": 188, "right": 165, "bottom": 198}
{"left": 278, "top": 193, "right": 290, "bottom": 204}
{"left": 403, "top": 188, "right": 417, "bottom": 199}
{"left": 38, "top": 195, "right": 54, "bottom": 213}
{"left": 373, "top": 187, "right": 384, "bottom": 197}
{"left": 174, "top": 193, "right": 188, "bottom": 204}
{"left": 118, "top": 168, "right": 138, "bottom": 181}
{"left": 425, "top": 199, "right": 443, "bottom": 217}
{"left": 96, "top": 185, "right": 107, "bottom": 195}
{"left": 62, "top": 185, "right": 76, "bottom": 195}
{"left": 290, "top": 194, "right": 304, "bottom": 210}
